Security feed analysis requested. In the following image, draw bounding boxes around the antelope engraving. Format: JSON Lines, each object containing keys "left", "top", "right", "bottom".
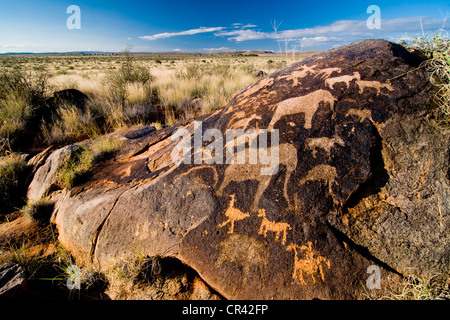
{"left": 355, "top": 80, "right": 393, "bottom": 94}
{"left": 298, "top": 164, "right": 337, "bottom": 195}
{"left": 286, "top": 242, "right": 331, "bottom": 286}
{"left": 325, "top": 72, "right": 361, "bottom": 90}
{"left": 306, "top": 135, "right": 345, "bottom": 157}
{"left": 257, "top": 209, "right": 291, "bottom": 245}
{"left": 277, "top": 65, "right": 318, "bottom": 87}
{"left": 315, "top": 67, "right": 342, "bottom": 79}
{"left": 268, "top": 89, "right": 337, "bottom": 130}
{"left": 217, "top": 143, "right": 298, "bottom": 212}
{"left": 218, "top": 194, "right": 250, "bottom": 234}
{"left": 345, "top": 108, "right": 373, "bottom": 122}
{"left": 325, "top": 71, "right": 393, "bottom": 95}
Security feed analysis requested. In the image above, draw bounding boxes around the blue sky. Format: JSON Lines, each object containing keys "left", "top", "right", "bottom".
{"left": 0, "top": 0, "right": 449, "bottom": 53}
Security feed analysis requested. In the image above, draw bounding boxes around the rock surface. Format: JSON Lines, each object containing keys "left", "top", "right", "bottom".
{"left": 122, "top": 125, "right": 156, "bottom": 140}
{"left": 0, "top": 263, "right": 28, "bottom": 299}
{"left": 35, "top": 39, "right": 449, "bottom": 299}
{"left": 27, "top": 145, "right": 81, "bottom": 203}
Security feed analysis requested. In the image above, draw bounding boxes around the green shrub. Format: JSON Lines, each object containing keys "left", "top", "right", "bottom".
{"left": 405, "top": 33, "right": 450, "bottom": 126}
{"left": 105, "top": 48, "right": 154, "bottom": 103}
{"left": 0, "top": 67, "right": 51, "bottom": 150}
{"left": 55, "top": 137, "right": 124, "bottom": 189}
{"left": 21, "top": 199, "right": 54, "bottom": 226}
{"left": 0, "top": 153, "right": 28, "bottom": 215}
{"left": 0, "top": 93, "right": 33, "bottom": 143}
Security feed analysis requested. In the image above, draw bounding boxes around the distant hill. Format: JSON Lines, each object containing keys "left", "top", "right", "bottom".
{"left": 0, "top": 50, "right": 321, "bottom": 57}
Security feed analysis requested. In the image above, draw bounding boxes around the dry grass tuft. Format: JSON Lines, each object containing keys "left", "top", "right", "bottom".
{"left": 0, "top": 152, "right": 28, "bottom": 215}
{"left": 365, "top": 272, "right": 450, "bottom": 300}
{"left": 55, "top": 136, "right": 124, "bottom": 189}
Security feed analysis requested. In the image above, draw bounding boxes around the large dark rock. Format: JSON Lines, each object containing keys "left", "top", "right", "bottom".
{"left": 36, "top": 39, "right": 449, "bottom": 299}
{"left": 51, "top": 89, "right": 89, "bottom": 111}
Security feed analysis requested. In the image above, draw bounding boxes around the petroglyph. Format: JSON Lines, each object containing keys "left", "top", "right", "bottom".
{"left": 325, "top": 72, "right": 361, "bottom": 90}
{"left": 217, "top": 143, "right": 298, "bottom": 212}
{"left": 306, "top": 135, "right": 345, "bottom": 156}
{"left": 277, "top": 65, "right": 317, "bottom": 87}
{"left": 298, "top": 164, "right": 337, "bottom": 194}
{"left": 215, "top": 234, "right": 269, "bottom": 286}
{"left": 229, "top": 112, "right": 263, "bottom": 130}
{"left": 179, "top": 165, "right": 219, "bottom": 188}
{"left": 315, "top": 67, "right": 342, "bottom": 79}
{"left": 355, "top": 80, "right": 394, "bottom": 94}
{"left": 268, "top": 90, "right": 337, "bottom": 130}
{"left": 241, "top": 77, "right": 274, "bottom": 98}
{"left": 345, "top": 108, "right": 373, "bottom": 122}
{"left": 325, "top": 71, "right": 393, "bottom": 95}
{"left": 286, "top": 242, "right": 330, "bottom": 286}
{"left": 277, "top": 65, "right": 341, "bottom": 87}
{"left": 257, "top": 209, "right": 291, "bottom": 245}
{"left": 218, "top": 194, "right": 250, "bottom": 234}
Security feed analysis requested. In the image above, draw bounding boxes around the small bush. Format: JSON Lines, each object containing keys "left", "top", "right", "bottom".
{"left": 175, "top": 61, "right": 202, "bottom": 80}
{"left": 0, "top": 67, "right": 52, "bottom": 149}
{"left": 21, "top": 199, "right": 54, "bottom": 226}
{"left": 0, "top": 153, "right": 28, "bottom": 215}
{"left": 105, "top": 48, "right": 154, "bottom": 103}
{"left": 0, "top": 93, "right": 33, "bottom": 142}
{"left": 55, "top": 137, "right": 124, "bottom": 189}
{"left": 405, "top": 33, "right": 450, "bottom": 126}
{"left": 41, "top": 104, "right": 99, "bottom": 145}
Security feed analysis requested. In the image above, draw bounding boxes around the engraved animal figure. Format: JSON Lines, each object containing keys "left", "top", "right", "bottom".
{"left": 315, "top": 67, "right": 342, "bottom": 79}
{"left": 229, "top": 112, "right": 263, "bottom": 130}
{"left": 268, "top": 90, "right": 337, "bottom": 130}
{"left": 257, "top": 209, "right": 291, "bottom": 245}
{"left": 325, "top": 72, "right": 361, "bottom": 90}
{"left": 345, "top": 108, "right": 372, "bottom": 122}
{"left": 179, "top": 165, "right": 219, "bottom": 189}
{"left": 306, "top": 135, "right": 345, "bottom": 157}
{"left": 218, "top": 194, "right": 250, "bottom": 234}
{"left": 277, "top": 65, "right": 318, "bottom": 87}
{"left": 286, "top": 242, "right": 331, "bottom": 286}
{"left": 216, "top": 143, "right": 298, "bottom": 212}
{"left": 215, "top": 234, "right": 269, "bottom": 286}
{"left": 240, "top": 77, "right": 274, "bottom": 98}
{"left": 298, "top": 164, "right": 337, "bottom": 195}
{"left": 325, "top": 71, "right": 393, "bottom": 95}
{"left": 354, "top": 80, "right": 393, "bottom": 94}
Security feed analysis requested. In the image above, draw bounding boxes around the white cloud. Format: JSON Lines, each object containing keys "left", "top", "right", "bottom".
{"left": 216, "top": 29, "right": 270, "bottom": 41}
{"left": 138, "top": 16, "right": 447, "bottom": 50}
{"left": 231, "top": 23, "right": 257, "bottom": 28}
{"left": 242, "top": 23, "right": 257, "bottom": 28}
{"left": 139, "top": 27, "right": 225, "bottom": 40}
{"left": 173, "top": 48, "right": 181, "bottom": 52}
{"left": 216, "top": 16, "right": 446, "bottom": 45}
{"left": 0, "top": 44, "right": 31, "bottom": 48}
{"left": 298, "top": 36, "right": 343, "bottom": 47}
{"left": 202, "top": 47, "right": 230, "bottom": 52}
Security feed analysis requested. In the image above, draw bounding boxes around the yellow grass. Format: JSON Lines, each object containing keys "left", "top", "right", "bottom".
{"left": 2, "top": 52, "right": 315, "bottom": 148}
